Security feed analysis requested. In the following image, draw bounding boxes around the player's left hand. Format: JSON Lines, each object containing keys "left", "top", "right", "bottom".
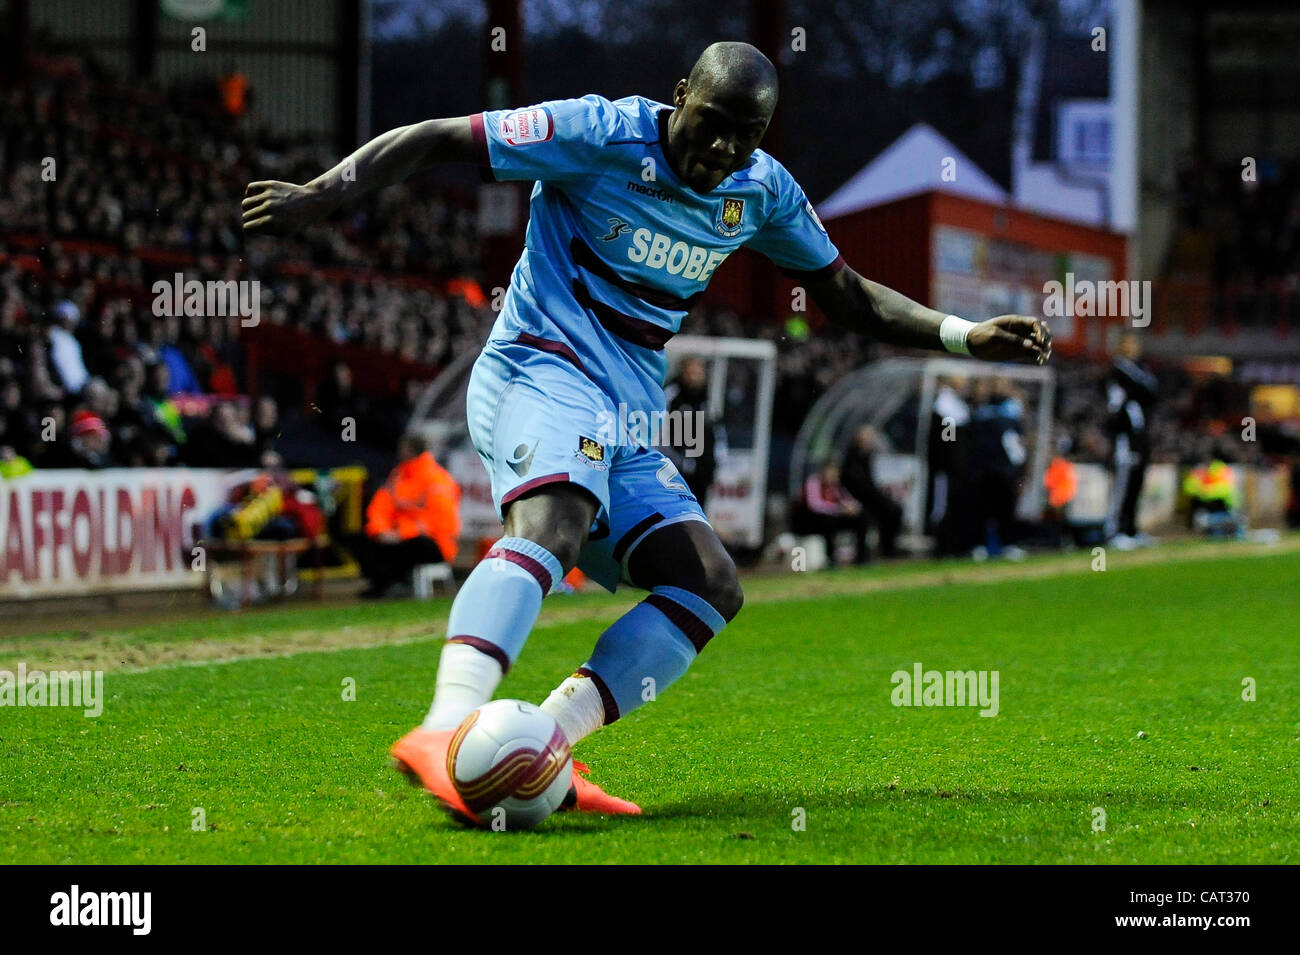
{"left": 967, "top": 315, "right": 1052, "bottom": 365}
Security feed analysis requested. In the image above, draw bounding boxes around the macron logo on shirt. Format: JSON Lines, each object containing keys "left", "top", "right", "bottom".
{"left": 500, "top": 107, "right": 554, "bottom": 146}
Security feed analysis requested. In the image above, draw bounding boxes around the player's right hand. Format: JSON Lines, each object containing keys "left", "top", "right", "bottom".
{"left": 241, "top": 180, "right": 332, "bottom": 236}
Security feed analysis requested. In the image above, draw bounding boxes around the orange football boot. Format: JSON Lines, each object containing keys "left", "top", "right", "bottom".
{"left": 561, "top": 760, "right": 642, "bottom": 815}
{"left": 390, "top": 726, "right": 481, "bottom": 824}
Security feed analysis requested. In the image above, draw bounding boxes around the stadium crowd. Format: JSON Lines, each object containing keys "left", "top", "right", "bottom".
{"left": 0, "top": 46, "right": 490, "bottom": 474}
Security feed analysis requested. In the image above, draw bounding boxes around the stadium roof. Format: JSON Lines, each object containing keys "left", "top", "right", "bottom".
{"left": 816, "top": 123, "right": 1008, "bottom": 220}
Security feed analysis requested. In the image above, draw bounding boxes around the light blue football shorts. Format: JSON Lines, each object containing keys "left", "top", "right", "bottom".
{"left": 465, "top": 338, "right": 709, "bottom": 592}
{"left": 465, "top": 335, "right": 712, "bottom": 589}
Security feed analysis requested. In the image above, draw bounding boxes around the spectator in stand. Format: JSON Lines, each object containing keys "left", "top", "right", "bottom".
{"left": 27, "top": 401, "right": 75, "bottom": 468}
{"left": 141, "top": 362, "right": 186, "bottom": 454}
{"left": 125, "top": 432, "right": 174, "bottom": 468}
{"left": 108, "top": 359, "right": 149, "bottom": 454}
{"left": 840, "top": 425, "right": 902, "bottom": 560}
{"left": 0, "top": 379, "right": 25, "bottom": 445}
{"left": 25, "top": 335, "right": 64, "bottom": 405}
{"left": 80, "top": 376, "right": 116, "bottom": 421}
{"left": 0, "top": 297, "right": 25, "bottom": 360}
{"left": 316, "top": 359, "right": 367, "bottom": 433}
{"left": 185, "top": 401, "right": 258, "bottom": 468}
{"left": 47, "top": 300, "right": 89, "bottom": 394}
{"left": 68, "top": 410, "right": 114, "bottom": 469}
{"left": 802, "top": 460, "right": 868, "bottom": 568}
{"left": 0, "top": 444, "right": 33, "bottom": 478}
{"left": 148, "top": 315, "right": 202, "bottom": 395}
{"left": 78, "top": 306, "right": 119, "bottom": 380}
{"left": 356, "top": 433, "right": 461, "bottom": 598}
{"left": 1105, "top": 332, "right": 1158, "bottom": 549}
{"left": 252, "top": 395, "right": 284, "bottom": 467}
{"left": 193, "top": 315, "right": 240, "bottom": 394}
{"left": 217, "top": 66, "right": 250, "bottom": 119}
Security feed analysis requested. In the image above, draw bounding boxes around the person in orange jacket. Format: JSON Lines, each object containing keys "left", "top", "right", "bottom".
{"left": 358, "top": 433, "right": 461, "bottom": 597}
{"left": 1042, "top": 453, "right": 1079, "bottom": 549}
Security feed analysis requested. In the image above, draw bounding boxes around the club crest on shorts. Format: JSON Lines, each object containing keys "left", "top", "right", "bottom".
{"left": 577, "top": 435, "right": 607, "bottom": 469}
{"left": 716, "top": 197, "right": 745, "bottom": 237}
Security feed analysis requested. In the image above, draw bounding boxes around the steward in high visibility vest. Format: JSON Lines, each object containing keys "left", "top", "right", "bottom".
{"left": 357, "top": 434, "right": 461, "bottom": 597}
{"left": 365, "top": 445, "right": 461, "bottom": 561}
{"left": 1183, "top": 460, "right": 1240, "bottom": 513}
{"left": 1183, "top": 459, "right": 1243, "bottom": 537}
{"left": 1044, "top": 456, "right": 1078, "bottom": 510}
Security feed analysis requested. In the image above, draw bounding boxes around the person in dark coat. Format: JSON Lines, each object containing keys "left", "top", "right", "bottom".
{"left": 926, "top": 376, "right": 972, "bottom": 557}
{"left": 840, "top": 425, "right": 901, "bottom": 560}
{"left": 662, "top": 356, "right": 724, "bottom": 511}
{"left": 1104, "top": 332, "right": 1158, "bottom": 546}
{"left": 969, "top": 378, "right": 1028, "bottom": 558}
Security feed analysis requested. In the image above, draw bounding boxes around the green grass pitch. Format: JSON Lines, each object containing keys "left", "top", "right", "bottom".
{"left": 2, "top": 542, "right": 1296, "bottom": 864}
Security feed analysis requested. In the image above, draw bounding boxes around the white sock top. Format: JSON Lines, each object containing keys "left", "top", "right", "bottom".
{"left": 423, "top": 641, "right": 504, "bottom": 731}
{"left": 540, "top": 674, "right": 606, "bottom": 747}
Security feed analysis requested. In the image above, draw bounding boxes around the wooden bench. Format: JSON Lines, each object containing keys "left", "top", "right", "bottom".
{"left": 202, "top": 536, "right": 329, "bottom": 609}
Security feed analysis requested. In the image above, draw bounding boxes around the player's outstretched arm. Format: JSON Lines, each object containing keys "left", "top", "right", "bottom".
{"left": 241, "top": 116, "right": 476, "bottom": 235}
{"left": 806, "top": 264, "right": 1052, "bottom": 364}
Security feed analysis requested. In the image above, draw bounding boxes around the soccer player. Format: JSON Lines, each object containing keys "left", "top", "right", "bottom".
{"left": 242, "top": 41, "right": 1051, "bottom": 820}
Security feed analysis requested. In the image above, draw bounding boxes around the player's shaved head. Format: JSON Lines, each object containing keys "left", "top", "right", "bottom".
{"left": 668, "top": 42, "right": 778, "bottom": 193}
{"left": 686, "top": 42, "right": 779, "bottom": 111}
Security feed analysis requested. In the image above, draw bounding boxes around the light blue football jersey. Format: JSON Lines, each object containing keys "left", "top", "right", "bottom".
{"left": 471, "top": 94, "right": 843, "bottom": 414}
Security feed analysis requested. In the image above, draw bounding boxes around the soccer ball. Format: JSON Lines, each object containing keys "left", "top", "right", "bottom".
{"left": 447, "top": 699, "right": 573, "bottom": 829}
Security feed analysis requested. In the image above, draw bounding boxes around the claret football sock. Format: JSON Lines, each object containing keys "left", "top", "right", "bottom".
{"left": 541, "top": 585, "right": 726, "bottom": 744}
{"left": 422, "top": 536, "right": 564, "bottom": 731}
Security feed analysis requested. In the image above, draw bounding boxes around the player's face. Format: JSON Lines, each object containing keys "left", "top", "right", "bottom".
{"left": 672, "top": 81, "right": 770, "bottom": 193}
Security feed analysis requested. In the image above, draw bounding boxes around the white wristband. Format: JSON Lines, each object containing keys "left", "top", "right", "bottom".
{"left": 939, "top": 314, "right": 976, "bottom": 355}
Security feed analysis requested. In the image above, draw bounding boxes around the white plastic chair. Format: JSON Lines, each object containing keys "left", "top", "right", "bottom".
{"left": 412, "top": 562, "right": 455, "bottom": 598}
